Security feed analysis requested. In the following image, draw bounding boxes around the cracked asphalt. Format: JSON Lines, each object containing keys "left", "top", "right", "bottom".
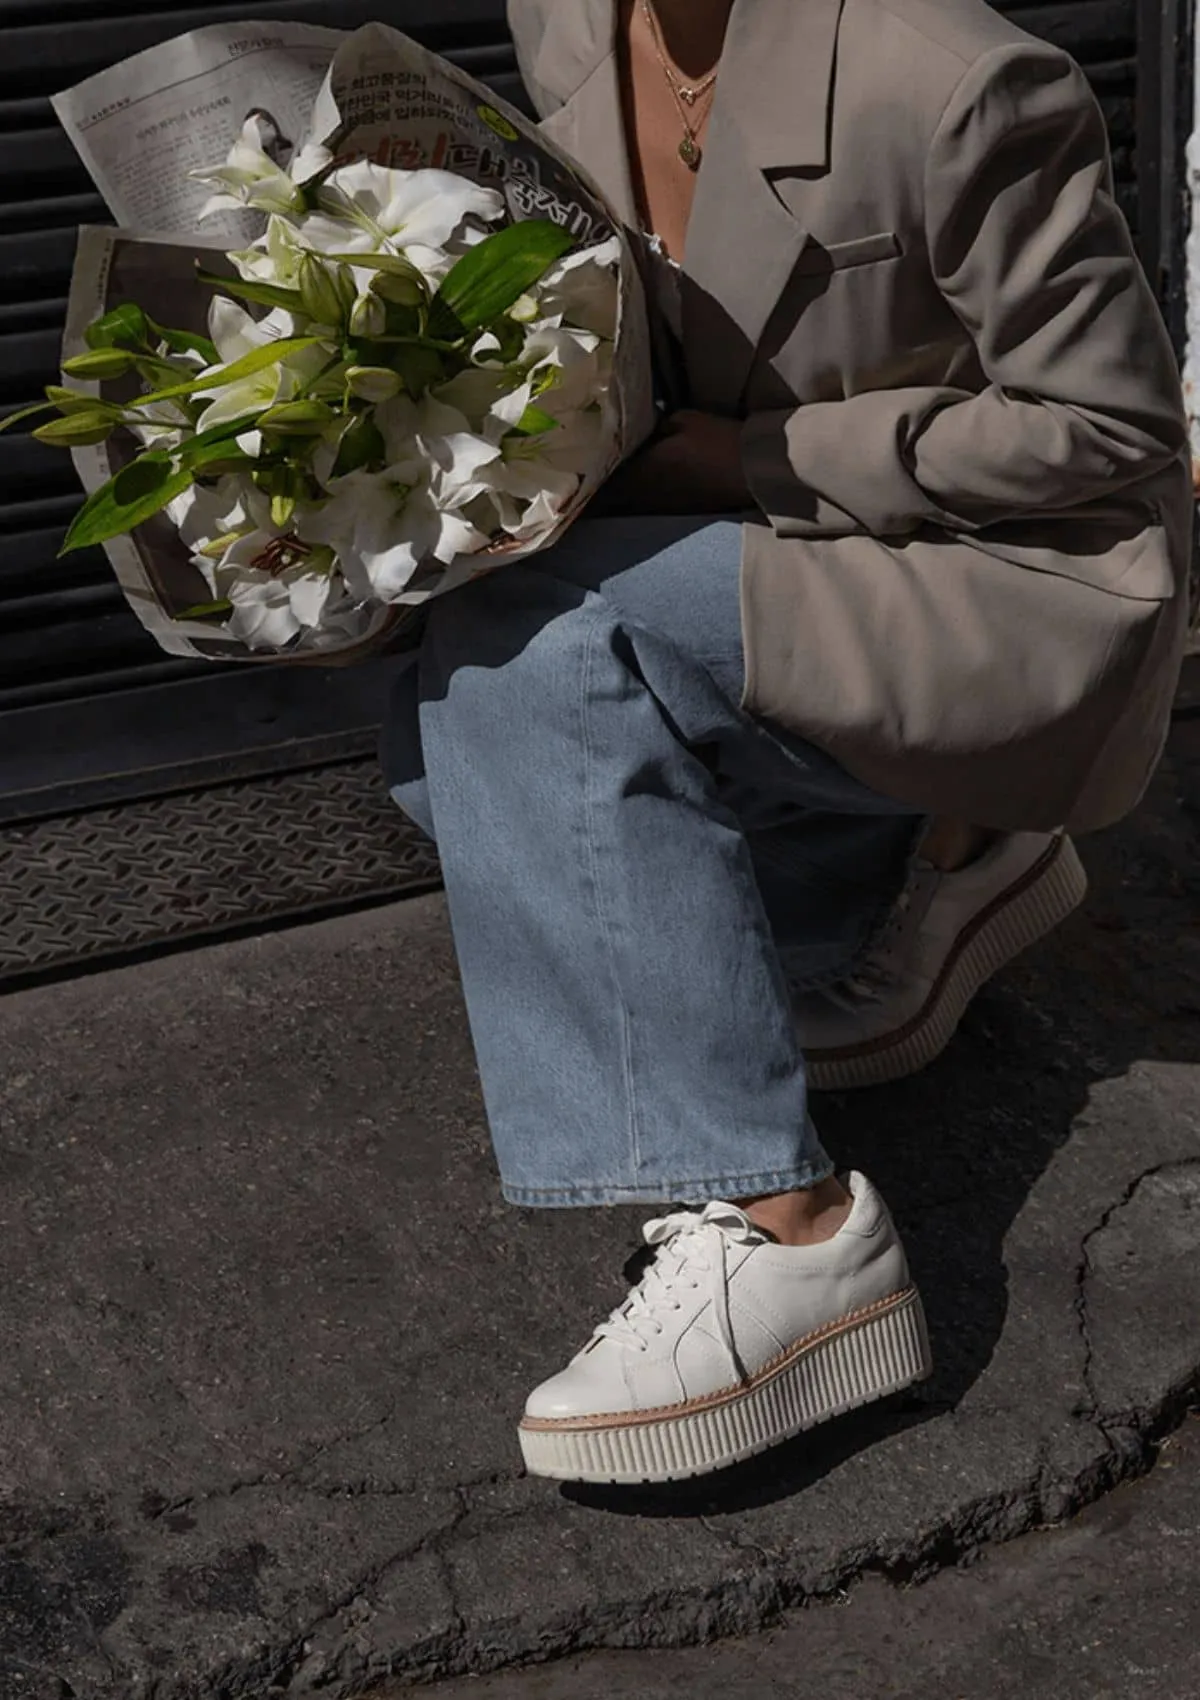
{"left": 1, "top": 683, "right": 1198, "bottom": 1699}
{"left": 417, "top": 1412, "right": 1200, "bottom": 1699}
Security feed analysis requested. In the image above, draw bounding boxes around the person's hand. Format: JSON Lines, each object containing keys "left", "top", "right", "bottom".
{"left": 592, "top": 409, "right": 754, "bottom": 517}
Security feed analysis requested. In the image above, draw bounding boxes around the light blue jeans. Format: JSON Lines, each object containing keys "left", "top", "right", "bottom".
{"left": 382, "top": 517, "right": 922, "bottom": 1208}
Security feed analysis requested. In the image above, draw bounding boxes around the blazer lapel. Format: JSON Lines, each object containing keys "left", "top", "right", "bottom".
{"left": 684, "top": 0, "right": 847, "bottom": 411}
{"left": 523, "top": 0, "right": 848, "bottom": 412}
{"left": 530, "top": 0, "right": 639, "bottom": 228}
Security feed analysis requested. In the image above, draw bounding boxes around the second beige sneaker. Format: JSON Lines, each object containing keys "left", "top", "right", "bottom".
{"left": 794, "top": 832, "right": 1088, "bottom": 1091}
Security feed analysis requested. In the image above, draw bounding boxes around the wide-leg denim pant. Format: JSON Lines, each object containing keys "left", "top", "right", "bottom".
{"left": 382, "top": 516, "right": 922, "bottom": 1208}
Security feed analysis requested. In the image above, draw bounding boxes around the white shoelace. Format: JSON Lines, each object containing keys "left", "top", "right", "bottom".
{"left": 593, "top": 1202, "right": 765, "bottom": 1384}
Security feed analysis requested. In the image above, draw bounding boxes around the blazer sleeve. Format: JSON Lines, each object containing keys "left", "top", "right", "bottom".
{"left": 740, "top": 43, "right": 1188, "bottom": 540}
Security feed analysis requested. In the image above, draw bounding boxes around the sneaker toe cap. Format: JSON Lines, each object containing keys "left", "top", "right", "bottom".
{"left": 524, "top": 1355, "right": 636, "bottom": 1422}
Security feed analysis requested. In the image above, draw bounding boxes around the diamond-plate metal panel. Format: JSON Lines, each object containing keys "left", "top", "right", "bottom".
{"left": 0, "top": 761, "right": 441, "bottom": 987}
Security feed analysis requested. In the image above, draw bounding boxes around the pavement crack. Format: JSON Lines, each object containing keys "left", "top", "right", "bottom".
{"left": 144, "top": 1404, "right": 401, "bottom": 1525}
{"left": 272, "top": 1499, "right": 472, "bottom": 1693}
{"left": 698, "top": 1514, "right": 773, "bottom": 1569}
{"left": 1073, "top": 1159, "right": 1200, "bottom": 1438}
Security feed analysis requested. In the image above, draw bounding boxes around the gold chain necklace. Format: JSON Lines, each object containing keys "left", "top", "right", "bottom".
{"left": 640, "top": 0, "right": 720, "bottom": 170}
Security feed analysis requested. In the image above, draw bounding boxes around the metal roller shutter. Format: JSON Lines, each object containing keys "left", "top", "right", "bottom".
{"left": 0, "top": 0, "right": 1144, "bottom": 818}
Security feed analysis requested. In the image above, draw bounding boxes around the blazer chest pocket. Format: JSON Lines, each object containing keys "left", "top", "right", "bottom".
{"left": 795, "top": 231, "right": 902, "bottom": 276}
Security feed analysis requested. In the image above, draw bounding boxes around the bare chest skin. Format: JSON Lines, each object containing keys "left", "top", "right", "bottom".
{"left": 616, "top": 0, "right": 722, "bottom": 262}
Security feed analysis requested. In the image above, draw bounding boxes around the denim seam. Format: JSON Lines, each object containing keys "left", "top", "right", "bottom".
{"left": 502, "top": 1154, "right": 836, "bottom": 1209}
{"left": 579, "top": 603, "right": 643, "bottom": 1188}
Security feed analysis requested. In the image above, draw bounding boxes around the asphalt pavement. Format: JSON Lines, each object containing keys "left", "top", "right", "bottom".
{"left": 1, "top": 703, "right": 1198, "bottom": 1698}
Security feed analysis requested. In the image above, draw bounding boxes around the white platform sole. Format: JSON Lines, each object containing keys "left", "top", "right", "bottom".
{"left": 518, "top": 1287, "right": 932, "bottom": 1485}
{"left": 806, "top": 835, "right": 1088, "bottom": 1093}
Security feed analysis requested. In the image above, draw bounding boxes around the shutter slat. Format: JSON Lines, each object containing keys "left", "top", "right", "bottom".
{"left": 0, "top": 5, "right": 517, "bottom": 95}
{"left": 0, "top": 228, "right": 85, "bottom": 300}
{"left": 0, "top": 529, "right": 103, "bottom": 594}
{"left": 0, "top": 328, "right": 65, "bottom": 401}
{"left": 0, "top": 432, "right": 77, "bottom": 495}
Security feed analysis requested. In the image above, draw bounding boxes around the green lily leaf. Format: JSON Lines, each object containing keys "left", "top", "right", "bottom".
{"left": 148, "top": 319, "right": 219, "bottom": 366}
{"left": 180, "top": 436, "right": 256, "bottom": 477}
{"left": 176, "top": 413, "right": 263, "bottom": 454}
{"left": 85, "top": 303, "right": 150, "bottom": 352}
{"left": 60, "top": 453, "right": 194, "bottom": 555}
{"left": 197, "top": 267, "right": 307, "bottom": 316}
{"left": 429, "top": 220, "right": 576, "bottom": 339}
{"left": 135, "top": 337, "right": 322, "bottom": 405}
{"left": 175, "top": 598, "right": 234, "bottom": 621}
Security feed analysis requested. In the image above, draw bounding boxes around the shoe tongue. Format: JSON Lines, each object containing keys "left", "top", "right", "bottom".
{"left": 696, "top": 1200, "right": 770, "bottom": 1244}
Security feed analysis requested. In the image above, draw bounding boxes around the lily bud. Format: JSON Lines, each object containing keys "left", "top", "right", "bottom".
{"left": 252, "top": 463, "right": 306, "bottom": 530}
{"left": 46, "top": 386, "right": 123, "bottom": 418}
{"left": 345, "top": 365, "right": 402, "bottom": 404}
{"left": 371, "top": 269, "right": 425, "bottom": 308}
{"left": 32, "top": 411, "right": 117, "bottom": 447}
{"left": 298, "top": 254, "right": 351, "bottom": 328}
{"left": 509, "top": 292, "right": 539, "bottom": 324}
{"left": 349, "top": 292, "right": 387, "bottom": 338}
{"left": 61, "top": 348, "right": 137, "bottom": 381}
{"left": 258, "top": 399, "right": 335, "bottom": 437}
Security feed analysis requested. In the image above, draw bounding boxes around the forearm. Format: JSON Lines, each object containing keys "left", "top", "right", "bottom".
{"left": 597, "top": 410, "right": 753, "bottom": 517}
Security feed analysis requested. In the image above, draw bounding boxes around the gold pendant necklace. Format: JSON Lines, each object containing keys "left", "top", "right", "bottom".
{"left": 641, "top": 0, "right": 719, "bottom": 170}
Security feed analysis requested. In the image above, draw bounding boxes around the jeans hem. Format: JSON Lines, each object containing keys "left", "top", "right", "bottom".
{"left": 500, "top": 1155, "right": 836, "bottom": 1210}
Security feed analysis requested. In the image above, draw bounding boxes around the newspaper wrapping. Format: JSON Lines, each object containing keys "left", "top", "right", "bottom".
{"left": 52, "top": 22, "right": 655, "bottom": 662}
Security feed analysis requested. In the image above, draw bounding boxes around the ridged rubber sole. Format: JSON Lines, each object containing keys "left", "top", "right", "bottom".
{"left": 806, "top": 835, "right": 1088, "bottom": 1093}
{"left": 518, "top": 1286, "right": 932, "bottom": 1484}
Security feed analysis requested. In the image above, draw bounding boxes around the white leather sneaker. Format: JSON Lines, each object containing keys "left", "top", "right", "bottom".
{"left": 519, "top": 1172, "right": 930, "bottom": 1484}
{"left": 796, "top": 832, "right": 1088, "bottom": 1092}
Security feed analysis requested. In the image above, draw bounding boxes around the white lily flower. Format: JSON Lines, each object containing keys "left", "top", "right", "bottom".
{"left": 536, "top": 237, "right": 622, "bottom": 339}
{"left": 523, "top": 323, "right": 610, "bottom": 415}
{"left": 226, "top": 571, "right": 314, "bottom": 650}
{"left": 227, "top": 215, "right": 309, "bottom": 289}
{"left": 192, "top": 115, "right": 306, "bottom": 219}
{"left": 166, "top": 476, "right": 254, "bottom": 552}
{"left": 192, "top": 300, "right": 324, "bottom": 436}
{"left": 480, "top": 405, "right": 607, "bottom": 538}
{"left": 289, "top": 141, "right": 335, "bottom": 186}
{"left": 297, "top": 465, "right": 490, "bottom": 602}
{"left": 127, "top": 397, "right": 190, "bottom": 452}
{"left": 298, "top": 398, "right": 500, "bottom": 602}
{"left": 207, "top": 297, "right": 284, "bottom": 363}
{"left": 433, "top": 367, "right": 515, "bottom": 427}
{"left": 210, "top": 532, "right": 340, "bottom": 650}
{"left": 297, "top": 165, "right": 503, "bottom": 268}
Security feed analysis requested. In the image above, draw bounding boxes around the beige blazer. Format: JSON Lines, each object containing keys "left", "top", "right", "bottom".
{"left": 508, "top": 0, "right": 1192, "bottom": 832}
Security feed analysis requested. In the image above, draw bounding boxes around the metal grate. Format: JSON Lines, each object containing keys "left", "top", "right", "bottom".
{"left": 0, "top": 760, "right": 441, "bottom": 989}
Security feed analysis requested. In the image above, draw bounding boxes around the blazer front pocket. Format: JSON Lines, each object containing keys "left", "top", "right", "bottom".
{"left": 795, "top": 231, "right": 902, "bottom": 276}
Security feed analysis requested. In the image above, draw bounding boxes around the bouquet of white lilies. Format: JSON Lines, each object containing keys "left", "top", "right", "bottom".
{"left": 18, "top": 23, "right": 652, "bottom": 660}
